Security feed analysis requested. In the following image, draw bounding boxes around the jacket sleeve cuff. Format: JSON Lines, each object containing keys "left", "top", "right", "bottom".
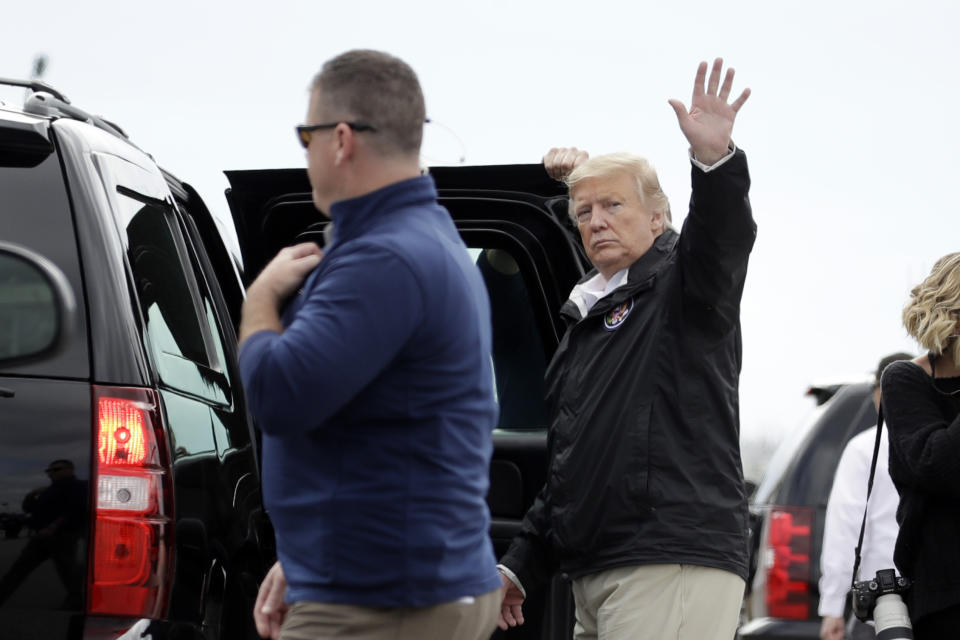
{"left": 690, "top": 142, "right": 737, "bottom": 173}
{"left": 497, "top": 564, "right": 526, "bottom": 598}
{"left": 817, "top": 594, "right": 847, "bottom": 618}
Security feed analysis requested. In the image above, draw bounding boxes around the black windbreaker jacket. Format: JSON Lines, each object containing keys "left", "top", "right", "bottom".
{"left": 501, "top": 149, "right": 756, "bottom": 593}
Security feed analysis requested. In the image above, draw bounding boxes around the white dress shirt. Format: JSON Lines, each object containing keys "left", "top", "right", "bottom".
{"left": 818, "top": 427, "right": 900, "bottom": 618}
{"left": 568, "top": 268, "right": 630, "bottom": 318}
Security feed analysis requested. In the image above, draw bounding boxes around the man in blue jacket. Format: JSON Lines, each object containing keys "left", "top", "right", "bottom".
{"left": 239, "top": 49, "right": 502, "bottom": 640}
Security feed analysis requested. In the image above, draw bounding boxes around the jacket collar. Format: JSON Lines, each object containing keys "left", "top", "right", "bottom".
{"left": 620, "top": 228, "right": 678, "bottom": 289}
{"left": 561, "top": 229, "right": 679, "bottom": 322}
{"left": 326, "top": 175, "right": 437, "bottom": 248}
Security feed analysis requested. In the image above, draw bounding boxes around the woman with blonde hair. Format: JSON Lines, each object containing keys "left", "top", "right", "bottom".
{"left": 880, "top": 251, "right": 960, "bottom": 637}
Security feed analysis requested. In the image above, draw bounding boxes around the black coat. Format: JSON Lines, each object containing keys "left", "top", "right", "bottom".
{"left": 881, "top": 359, "right": 960, "bottom": 623}
{"left": 501, "top": 149, "right": 756, "bottom": 593}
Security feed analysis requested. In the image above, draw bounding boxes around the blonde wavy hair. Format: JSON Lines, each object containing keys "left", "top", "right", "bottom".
{"left": 903, "top": 252, "right": 960, "bottom": 362}
{"left": 565, "top": 153, "right": 673, "bottom": 229}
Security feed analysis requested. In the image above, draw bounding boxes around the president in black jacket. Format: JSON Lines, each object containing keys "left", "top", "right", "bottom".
{"left": 497, "top": 58, "right": 756, "bottom": 640}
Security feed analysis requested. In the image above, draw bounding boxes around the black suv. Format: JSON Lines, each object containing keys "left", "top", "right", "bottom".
{"left": 0, "top": 80, "right": 273, "bottom": 639}
{"left": 738, "top": 379, "right": 877, "bottom": 639}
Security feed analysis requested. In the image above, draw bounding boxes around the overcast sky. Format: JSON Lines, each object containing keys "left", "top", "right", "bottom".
{"left": 3, "top": 0, "right": 958, "bottom": 468}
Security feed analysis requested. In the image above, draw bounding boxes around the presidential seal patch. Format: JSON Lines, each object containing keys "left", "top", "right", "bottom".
{"left": 603, "top": 299, "right": 634, "bottom": 331}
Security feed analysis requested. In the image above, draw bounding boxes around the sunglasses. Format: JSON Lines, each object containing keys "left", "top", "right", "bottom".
{"left": 296, "top": 122, "right": 378, "bottom": 148}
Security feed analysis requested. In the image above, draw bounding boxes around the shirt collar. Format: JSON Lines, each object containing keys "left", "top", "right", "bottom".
{"left": 569, "top": 267, "right": 629, "bottom": 317}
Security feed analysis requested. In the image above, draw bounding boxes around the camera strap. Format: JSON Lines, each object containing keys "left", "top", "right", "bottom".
{"left": 851, "top": 404, "right": 884, "bottom": 589}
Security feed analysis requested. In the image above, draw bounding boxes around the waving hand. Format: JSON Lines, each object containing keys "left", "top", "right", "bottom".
{"left": 668, "top": 58, "right": 750, "bottom": 166}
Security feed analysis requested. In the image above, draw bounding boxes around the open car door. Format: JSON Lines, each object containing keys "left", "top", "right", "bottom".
{"left": 224, "top": 164, "right": 590, "bottom": 639}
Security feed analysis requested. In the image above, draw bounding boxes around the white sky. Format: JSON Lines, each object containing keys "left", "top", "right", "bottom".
{"left": 3, "top": 0, "right": 958, "bottom": 466}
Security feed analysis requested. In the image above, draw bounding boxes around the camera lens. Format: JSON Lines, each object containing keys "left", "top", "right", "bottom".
{"left": 873, "top": 594, "right": 913, "bottom": 639}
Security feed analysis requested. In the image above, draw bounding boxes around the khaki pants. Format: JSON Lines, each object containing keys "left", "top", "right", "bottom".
{"left": 278, "top": 587, "right": 501, "bottom": 640}
{"left": 571, "top": 564, "right": 744, "bottom": 640}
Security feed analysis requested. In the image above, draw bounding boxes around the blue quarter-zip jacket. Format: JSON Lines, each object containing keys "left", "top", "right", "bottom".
{"left": 239, "top": 175, "right": 501, "bottom": 606}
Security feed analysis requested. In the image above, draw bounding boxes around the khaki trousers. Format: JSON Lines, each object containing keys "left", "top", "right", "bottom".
{"left": 571, "top": 564, "right": 744, "bottom": 640}
{"left": 278, "top": 587, "right": 500, "bottom": 640}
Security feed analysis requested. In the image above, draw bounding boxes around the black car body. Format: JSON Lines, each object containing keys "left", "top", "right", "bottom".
{"left": 738, "top": 380, "right": 877, "bottom": 639}
{"left": 0, "top": 85, "right": 272, "bottom": 639}
{"left": 2, "top": 79, "right": 666, "bottom": 639}
{"left": 1, "top": 80, "right": 592, "bottom": 638}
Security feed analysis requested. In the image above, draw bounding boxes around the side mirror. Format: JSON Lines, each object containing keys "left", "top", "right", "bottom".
{"left": 0, "top": 241, "right": 76, "bottom": 367}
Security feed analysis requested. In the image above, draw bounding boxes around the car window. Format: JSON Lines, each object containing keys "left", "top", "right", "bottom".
{"left": 173, "top": 212, "right": 232, "bottom": 389}
{"left": 95, "top": 155, "right": 227, "bottom": 404}
{"left": 120, "top": 193, "right": 216, "bottom": 381}
{"left": 126, "top": 203, "right": 209, "bottom": 368}
{"left": 175, "top": 200, "right": 267, "bottom": 459}
{"left": 471, "top": 247, "right": 549, "bottom": 429}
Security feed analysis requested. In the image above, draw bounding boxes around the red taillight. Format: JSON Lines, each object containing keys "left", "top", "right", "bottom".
{"left": 764, "top": 506, "right": 813, "bottom": 619}
{"left": 93, "top": 519, "right": 153, "bottom": 585}
{"left": 87, "top": 387, "right": 173, "bottom": 619}
{"left": 98, "top": 398, "right": 148, "bottom": 466}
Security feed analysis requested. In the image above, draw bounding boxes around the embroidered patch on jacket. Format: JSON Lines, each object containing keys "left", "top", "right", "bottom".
{"left": 603, "top": 299, "right": 634, "bottom": 331}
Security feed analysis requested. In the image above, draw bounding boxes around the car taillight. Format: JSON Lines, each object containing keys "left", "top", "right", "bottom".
{"left": 763, "top": 505, "right": 813, "bottom": 619}
{"left": 87, "top": 386, "right": 174, "bottom": 619}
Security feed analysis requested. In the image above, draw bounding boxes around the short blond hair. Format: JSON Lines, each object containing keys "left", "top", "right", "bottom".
{"left": 565, "top": 153, "right": 672, "bottom": 226}
{"left": 903, "top": 252, "right": 960, "bottom": 363}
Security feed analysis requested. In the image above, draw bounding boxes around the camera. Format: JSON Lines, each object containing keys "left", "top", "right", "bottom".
{"left": 851, "top": 568, "right": 913, "bottom": 638}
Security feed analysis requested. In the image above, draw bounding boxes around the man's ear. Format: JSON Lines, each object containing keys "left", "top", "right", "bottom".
{"left": 334, "top": 123, "right": 355, "bottom": 166}
{"left": 651, "top": 210, "right": 665, "bottom": 234}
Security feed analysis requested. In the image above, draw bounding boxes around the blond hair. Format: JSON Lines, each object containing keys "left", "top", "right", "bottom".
{"left": 903, "top": 252, "right": 960, "bottom": 363}
{"left": 565, "top": 153, "right": 672, "bottom": 227}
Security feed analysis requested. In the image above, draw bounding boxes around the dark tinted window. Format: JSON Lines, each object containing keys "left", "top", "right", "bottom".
{"left": 473, "top": 247, "right": 548, "bottom": 429}
{"left": 181, "top": 220, "right": 231, "bottom": 387}
{"left": 176, "top": 201, "right": 257, "bottom": 458}
{"left": 178, "top": 211, "right": 235, "bottom": 398}
{"left": 0, "top": 139, "right": 88, "bottom": 378}
{"left": 121, "top": 192, "right": 208, "bottom": 363}
{"left": 114, "top": 189, "right": 225, "bottom": 404}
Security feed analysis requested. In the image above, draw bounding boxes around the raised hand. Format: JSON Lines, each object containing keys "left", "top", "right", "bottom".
{"left": 542, "top": 147, "right": 589, "bottom": 181}
{"left": 668, "top": 58, "right": 750, "bottom": 166}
